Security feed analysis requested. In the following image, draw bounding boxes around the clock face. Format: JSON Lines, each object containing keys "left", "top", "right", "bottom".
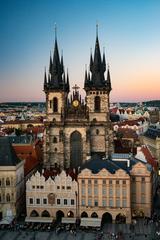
{"left": 72, "top": 100, "right": 79, "bottom": 108}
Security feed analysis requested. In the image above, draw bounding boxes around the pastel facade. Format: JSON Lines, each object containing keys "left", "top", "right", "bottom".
{"left": 26, "top": 171, "right": 78, "bottom": 219}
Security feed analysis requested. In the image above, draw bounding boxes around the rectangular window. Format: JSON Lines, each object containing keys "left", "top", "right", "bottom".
{"left": 29, "top": 198, "right": 33, "bottom": 204}
{"left": 88, "top": 199, "right": 92, "bottom": 206}
{"left": 82, "top": 186, "right": 85, "bottom": 195}
{"left": 82, "top": 179, "right": 85, "bottom": 184}
{"left": 32, "top": 185, "right": 35, "bottom": 189}
{"left": 88, "top": 180, "right": 91, "bottom": 184}
{"left": 43, "top": 198, "right": 47, "bottom": 204}
{"left": 50, "top": 100, "right": 52, "bottom": 108}
{"left": 109, "top": 188, "right": 113, "bottom": 197}
{"left": 57, "top": 199, "right": 60, "bottom": 205}
{"left": 62, "top": 186, "right": 65, "bottom": 190}
{"left": 94, "top": 187, "right": 98, "bottom": 195}
{"left": 116, "top": 198, "right": 120, "bottom": 207}
{"left": 141, "top": 177, "right": 145, "bottom": 182}
{"left": 71, "top": 199, "right": 74, "bottom": 205}
{"left": 94, "top": 179, "right": 98, "bottom": 185}
{"left": 57, "top": 186, "right": 60, "bottom": 190}
{"left": 36, "top": 198, "right": 40, "bottom": 204}
{"left": 64, "top": 199, "right": 67, "bottom": 205}
{"left": 141, "top": 194, "right": 145, "bottom": 204}
{"left": 122, "top": 188, "right": 126, "bottom": 197}
{"left": 116, "top": 188, "right": 120, "bottom": 197}
{"left": 37, "top": 186, "right": 39, "bottom": 189}
{"left": 123, "top": 180, "right": 126, "bottom": 185}
{"left": 103, "top": 180, "right": 106, "bottom": 185}
{"left": 141, "top": 183, "right": 145, "bottom": 194}
{"left": 122, "top": 199, "right": 127, "bottom": 207}
{"left": 102, "top": 199, "right": 106, "bottom": 207}
{"left": 82, "top": 199, "right": 85, "bottom": 206}
{"left": 40, "top": 186, "right": 44, "bottom": 189}
{"left": 109, "top": 180, "right": 112, "bottom": 185}
{"left": 88, "top": 187, "right": 92, "bottom": 195}
{"left": 116, "top": 180, "right": 119, "bottom": 185}
{"left": 67, "top": 186, "right": 71, "bottom": 190}
{"left": 109, "top": 199, "right": 113, "bottom": 207}
{"left": 94, "top": 200, "right": 98, "bottom": 206}
{"left": 102, "top": 187, "right": 106, "bottom": 195}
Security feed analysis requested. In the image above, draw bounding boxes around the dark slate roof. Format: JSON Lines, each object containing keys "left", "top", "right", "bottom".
{"left": 0, "top": 137, "right": 21, "bottom": 166}
{"left": 81, "top": 155, "right": 122, "bottom": 174}
{"left": 80, "top": 154, "right": 147, "bottom": 175}
{"left": 8, "top": 134, "right": 32, "bottom": 144}
{"left": 144, "top": 127, "right": 160, "bottom": 139}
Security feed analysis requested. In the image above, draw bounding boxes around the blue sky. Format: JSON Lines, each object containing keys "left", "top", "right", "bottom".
{"left": 0, "top": 0, "right": 160, "bottom": 102}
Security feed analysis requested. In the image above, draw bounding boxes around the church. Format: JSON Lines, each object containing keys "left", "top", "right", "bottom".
{"left": 43, "top": 28, "right": 113, "bottom": 169}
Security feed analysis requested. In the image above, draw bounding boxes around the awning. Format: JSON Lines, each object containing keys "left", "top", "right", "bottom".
{"left": 80, "top": 218, "right": 101, "bottom": 227}
{"left": 0, "top": 216, "right": 14, "bottom": 225}
{"left": 25, "top": 217, "right": 53, "bottom": 223}
{"left": 61, "top": 217, "right": 76, "bottom": 224}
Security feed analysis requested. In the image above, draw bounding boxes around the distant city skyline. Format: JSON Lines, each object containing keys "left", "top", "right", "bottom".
{"left": 0, "top": 0, "right": 160, "bottom": 102}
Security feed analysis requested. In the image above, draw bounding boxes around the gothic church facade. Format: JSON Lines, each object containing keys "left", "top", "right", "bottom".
{"left": 43, "top": 30, "right": 113, "bottom": 168}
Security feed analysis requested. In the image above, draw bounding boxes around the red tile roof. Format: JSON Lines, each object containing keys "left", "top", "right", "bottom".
{"left": 141, "top": 146, "right": 158, "bottom": 171}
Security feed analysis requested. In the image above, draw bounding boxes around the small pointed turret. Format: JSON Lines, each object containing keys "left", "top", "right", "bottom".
{"left": 49, "top": 52, "right": 52, "bottom": 74}
{"left": 44, "top": 68, "right": 47, "bottom": 89}
{"left": 84, "top": 67, "right": 88, "bottom": 88}
{"left": 102, "top": 49, "right": 106, "bottom": 72}
{"left": 107, "top": 65, "right": 112, "bottom": 92}
{"left": 90, "top": 49, "right": 93, "bottom": 72}
{"left": 60, "top": 51, "right": 64, "bottom": 74}
{"left": 66, "top": 69, "right": 70, "bottom": 92}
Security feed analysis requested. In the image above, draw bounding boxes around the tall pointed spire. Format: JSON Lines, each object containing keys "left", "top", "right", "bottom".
{"left": 84, "top": 26, "right": 112, "bottom": 92}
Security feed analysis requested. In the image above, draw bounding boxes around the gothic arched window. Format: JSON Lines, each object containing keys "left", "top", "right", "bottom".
{"left": 6, "top": 178, "right": 10, "bottom": 186}
{"left": 6, "top": 193, "right": 10, "bottom": 202}
{"left": 53, "top": 97, "right": 58, "bottom": 112}
{"left": 70, "top": 131, "right": 83, "bottom": 168}
{"left": 94, "top": 96, "right": 100, "bottom": 112}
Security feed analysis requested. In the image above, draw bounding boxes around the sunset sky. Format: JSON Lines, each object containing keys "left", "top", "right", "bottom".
{"left": 0, "top": 0, "right": 160, "bottom": 102}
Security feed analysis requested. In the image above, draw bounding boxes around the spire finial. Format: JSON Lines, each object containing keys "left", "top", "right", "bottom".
{"left": 54, "top": 22, "right": 57, "bottom": 40}
{"left": 103, "top": 47, "right": 105, "bottom": 54}
{"left": 96, "top": 21, "right": 98, "bottom": 38}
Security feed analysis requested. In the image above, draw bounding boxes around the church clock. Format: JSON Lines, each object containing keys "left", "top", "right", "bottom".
{"left": 72, "top": 100, "right": 79, "bottom": 108}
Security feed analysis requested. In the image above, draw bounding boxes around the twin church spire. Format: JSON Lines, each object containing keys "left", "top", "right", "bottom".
{"left": 44, "top": 26, "right": 111, "bottom": 93}
{"left": 44, "top": 28, "right": 70, "bottom": 93}
{"left": 85, "top": 26, "right": 111, "bottom": 91}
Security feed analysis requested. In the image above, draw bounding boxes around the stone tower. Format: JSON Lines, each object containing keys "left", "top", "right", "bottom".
{"left": 84, "top": 28, "right": 113, "bottom": 158}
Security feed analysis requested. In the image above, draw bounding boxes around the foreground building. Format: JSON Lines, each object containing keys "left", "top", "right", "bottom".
{"left": 26, "top": 170, "right": 78, "bottom": 222}
{"left": 78, "top": 154, "right": 154, "bottom": 224}
{"left": 0, "top": 138, "right": 24, "bottom": 222}
{"left": 43, "top": 29, "right": 113, "bottom": 169}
